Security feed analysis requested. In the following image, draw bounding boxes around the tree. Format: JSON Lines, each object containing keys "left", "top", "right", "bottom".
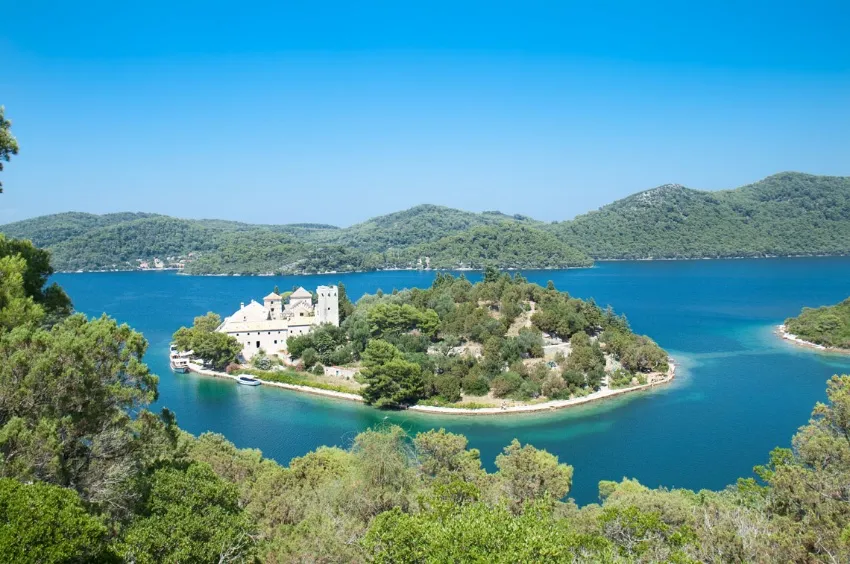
{"left": 191, "top": 331, "right": 243, "bottom": 370}
{"left": 0, "top": 478, "right": 111, "bottom": 563}
{"left": 361, "top": 339, "right": 402, "bottom": 368}
{"left": 0, "top": 235, "right": 72, "bottom": 323}
{"left": 337, "top": 282, "right": 355, "bottom": 323}
{"left": 753, "top": 374, "right": 850, "bottom": 561}
{"left": 361, "top": 358, "right": 425, "bottom": 408}
{"left": 0, "top": 106, "right": 18, "bottom": 193}
{"left": 491, "top": 371, "right": 523, "bottom": 398}
{"left": 172, "top": 313, "right": 241, "bottom": 369}
{"left": 192, "top": 311, "right": 222, "bottom": 333}
{"left": 119, "top": 462, "right": 255, "bottom": 563}
{"left": 542, "top": 371, "right": 567, "bottom": 398}
{"left": 433, "top": 373, "right": 461, "bottom": 403}
{"left": 413, "top": 429, "right": 482, "bottom": 480}
{"left": 301, "top": 347, "right": 318, "bottom": 368}
{"left": 495, "top": 439, "right": 573, "bottom": 511}
{"left": 0, "top": 314, "right": 173, "bottom": 518}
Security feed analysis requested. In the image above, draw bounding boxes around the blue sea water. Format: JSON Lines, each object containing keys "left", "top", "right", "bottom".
{"left": 54, "top": 257, "right": 850, "bottom": 505}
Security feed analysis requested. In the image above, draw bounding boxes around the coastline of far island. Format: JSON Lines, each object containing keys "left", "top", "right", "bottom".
{"left": 777, "top": 297, "right": 850, "bottom": 354}
{"left": 171, "top": 269, "right": 674, "bottom": 415}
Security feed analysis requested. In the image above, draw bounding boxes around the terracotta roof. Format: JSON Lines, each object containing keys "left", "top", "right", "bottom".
{"left": 263, "top": 292, "right": 282, "bottom": 301}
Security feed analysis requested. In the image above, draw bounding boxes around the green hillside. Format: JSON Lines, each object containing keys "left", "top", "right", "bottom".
{"left": 2, "top": 172, "right": 849, "bottom": 273}
{"left": 0, "top": 211, "right": 161, "bottom": 249}
{"left": 552, "top": 172, "right": 850, "bottom": 259}
{"left": 312, "top": 204, "right": 541, "bottom": 252}
{"left": 410, "top": 223, "right": 593, "bottom": 269}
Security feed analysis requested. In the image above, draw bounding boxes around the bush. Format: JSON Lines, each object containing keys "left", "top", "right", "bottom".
{"left": 462, "top": 374, "right": 490, "bottom": 396}
{"left": 310, "top": 363, "right": 325, "bottom": 375}
{"left": 491, "top": 371, "right": 524, "bottom": 398}
{"left": 562, "top": 369, "right": 585, "bottom": 390}
{"left": 225, "top": 363, "right": 241, "bottom": 375}
{"left": 252, "top": 351, "right": 272, "bottom": 371}
{"left": 517, "top": 380, "right": 541, "bottom": 400}
{"left": 434, "top": 373, "right": 462, "bottom": 403}
{"left": 301, "top": 347, "right": 319, "bottom": 368}
{"left": 541, "top": 372, "right": 567, "bottom": 398}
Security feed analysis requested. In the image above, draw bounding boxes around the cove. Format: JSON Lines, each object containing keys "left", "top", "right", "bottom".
{"left": 54, "top": 257, "right": 850, "bottom": 505}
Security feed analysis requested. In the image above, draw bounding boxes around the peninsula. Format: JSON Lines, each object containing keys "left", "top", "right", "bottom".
{"left": 171, "top": 269, "right": 672, "bottom": 414}
{"left": 779, "top": 296, "right": 850, "bottom": 353}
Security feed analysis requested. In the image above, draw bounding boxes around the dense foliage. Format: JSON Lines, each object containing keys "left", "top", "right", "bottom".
{"left": 407, "top": 223, "right": 593, "bottom": 269}
{"left": 3, "top": 172, "right": 849, "bottom": 274}
{"left": 785, "top": 296, "right": 850, "bottom": 349}
{"left": 285, "top": 270, "right": 668, "bottom": 408}
{"left": 0, "top": 105, "right": 18, "bottom": 192}
{"left": 552, "top": 172, "right": 850, "bottom": 259}
{"left": 172, "top": 312, "right": 243, "bottom": 369}
{"left": 0, "top": 235, "right": 849, "bottom": 562}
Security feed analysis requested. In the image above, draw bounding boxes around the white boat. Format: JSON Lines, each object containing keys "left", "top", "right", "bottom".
{"left": 236, "top": 374, "right": 261, "bottom": 386}
{"left": 169, "top": 344, "right": 192, "bottom": 373}
{"left": 170, "top": 356, "right": 189, "bottom": 373}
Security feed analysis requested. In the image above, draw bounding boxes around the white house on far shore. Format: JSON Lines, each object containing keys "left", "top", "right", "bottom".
{"left": 216, "top": 286, "right": 339, "bottom": 360}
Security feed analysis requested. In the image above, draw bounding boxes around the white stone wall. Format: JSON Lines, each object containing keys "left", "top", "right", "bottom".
{"left": 288, "top": 324, "right": 312, "bottom": 337}
{"left": 316, "top": 285, "right": 340, "bottom": 326}
{"left": 230, "top": 329, "right": 288, "bottom": 360}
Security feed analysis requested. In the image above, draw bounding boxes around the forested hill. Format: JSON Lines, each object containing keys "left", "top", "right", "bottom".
{"left": 0, "top": 206, "right": 588, "bottom": 273}
{"left": 2, "top": 172, "right": 849, "bottom": 273}
{"left": 551, "top": 172, "right": 850, "bottom": 259}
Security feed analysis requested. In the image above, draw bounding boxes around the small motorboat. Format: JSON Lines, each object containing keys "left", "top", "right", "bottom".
{"left": 236, "top": 374, "right": 261, "bottom": 386}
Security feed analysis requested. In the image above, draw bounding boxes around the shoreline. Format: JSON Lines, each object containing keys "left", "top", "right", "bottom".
{"left": 184, "top": 361, "right": 676, "bottom": 417}
{"left": 776, "top": 325, "right": 850, "bottom": 354}
{"left": 56, "top": 253, "right": 850, "bottom": 276}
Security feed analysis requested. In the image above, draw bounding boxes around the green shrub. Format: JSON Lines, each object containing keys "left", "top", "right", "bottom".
{"left": 491, "top": 371, "right": 524, "bottom": 398}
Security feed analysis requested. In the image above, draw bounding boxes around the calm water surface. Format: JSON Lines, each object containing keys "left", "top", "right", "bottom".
{"left": 54, "top": 258, "right": 850, "bottom": 505}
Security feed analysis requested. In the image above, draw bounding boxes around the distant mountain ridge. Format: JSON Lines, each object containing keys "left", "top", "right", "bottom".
{"left": 1, "top": 172, "right": 848, "bottom": 274}
{"left": 552, "top": 172, "right": 850, "bottom": 259}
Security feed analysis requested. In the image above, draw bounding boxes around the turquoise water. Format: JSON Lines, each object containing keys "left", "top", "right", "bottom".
{"left": 54, "top": 258, "right": 850, "bottom": 505}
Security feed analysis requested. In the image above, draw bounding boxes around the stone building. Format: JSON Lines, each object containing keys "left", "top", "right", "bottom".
{"left": 216, "top": 286, "right": 339, "bottom": 360}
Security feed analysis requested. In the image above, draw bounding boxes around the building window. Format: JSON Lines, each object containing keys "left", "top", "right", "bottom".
{"left": 274, "top": 340, "right": 277, "bottom": 344}
{"left": 256, "top": 341, "right": 260, "bottom": 348}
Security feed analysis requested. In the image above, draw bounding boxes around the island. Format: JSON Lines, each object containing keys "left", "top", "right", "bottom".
{"left": 3, "top": 172, "right": 850, "bottom": 275}
{"left": 171, "top": 268, "right": 673, "bottom": 414}
{"left": 780, "top": 296, "right": 850, "bottom": 352}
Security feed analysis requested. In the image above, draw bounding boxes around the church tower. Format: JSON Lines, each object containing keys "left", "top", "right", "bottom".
{"left": 263, "top": 292, "right": 283, "bottom": 320}
{"left": 316, "top": 285, "right": 339, "bottom": 326}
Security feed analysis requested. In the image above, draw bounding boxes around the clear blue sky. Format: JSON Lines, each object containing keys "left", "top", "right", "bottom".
{"left": 2, "top": 1, "right": 849, "bottom": 226}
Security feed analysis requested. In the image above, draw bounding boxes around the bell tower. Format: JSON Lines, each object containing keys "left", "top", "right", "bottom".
{"left": 316, "top": 285, "right": 339, "bottom": 326}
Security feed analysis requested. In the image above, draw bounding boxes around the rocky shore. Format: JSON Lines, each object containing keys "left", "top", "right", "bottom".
{"left": 185, "top": 360, "right": 675, "bottom": 417}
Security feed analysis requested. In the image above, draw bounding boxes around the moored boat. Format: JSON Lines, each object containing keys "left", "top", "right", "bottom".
{"left": 170, "top": 356, "right": 189, "bottom": 373}
{"left": 237, "top": 374, "right": 261, "bottom": 386}
{"left": 169, "top": 344, "right": 192, "bottom": 373}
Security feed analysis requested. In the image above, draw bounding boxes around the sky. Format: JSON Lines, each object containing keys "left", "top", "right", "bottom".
{"left": 1, "top": 1, "right": 849, "bottom": 227}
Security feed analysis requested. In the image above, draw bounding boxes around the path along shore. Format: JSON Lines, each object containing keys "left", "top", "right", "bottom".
{"left": 185, "top": 361, "right": 676, "bottom": 417}
{"left": 776, "top": 325, "right": 850, "bottom": 354}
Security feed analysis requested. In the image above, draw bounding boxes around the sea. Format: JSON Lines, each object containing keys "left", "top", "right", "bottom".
{"left": 54, "top": 257, "right": 850, "bottom": 505}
